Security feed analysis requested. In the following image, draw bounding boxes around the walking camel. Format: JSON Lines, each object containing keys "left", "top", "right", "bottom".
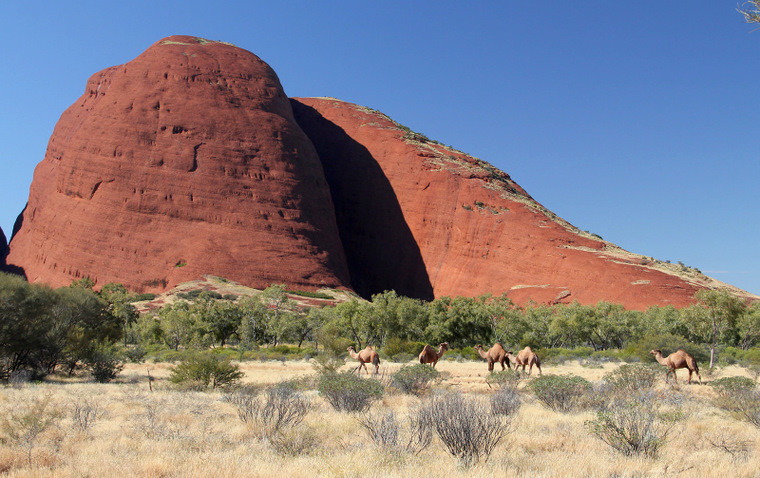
{"left": 475, "top": 343, "right": 509, "bottom": 372}
{"left": 650, "top": 349, "right": 702, "bottom": 384}
{"left": 419, "top": 342, "right": 449, "bottom": 368}
{"left": 507, "top": 346, "right": 542, "bottom": 375}
{"left": 347, "top": 345, "right": 380, "bottom": 375}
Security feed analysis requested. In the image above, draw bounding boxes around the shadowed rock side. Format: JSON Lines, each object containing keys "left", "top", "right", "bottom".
{"left": 6, "top": 36, "right": 350, "bottom": 292}
{"left": 291, "top": 100, "right": 434, "bottom": 300}
{"left": 293, "top": 97, "right": 726, "bottom": 310}
{"left": 0, "top": 226, "right": 7, "bottom": 270}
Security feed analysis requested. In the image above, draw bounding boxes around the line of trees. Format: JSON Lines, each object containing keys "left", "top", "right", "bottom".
{"left": 129, "top": 284, "right": 760, "bottom": 367}
{"left": 3, "top": 271, "right": 758, "bottom": 381}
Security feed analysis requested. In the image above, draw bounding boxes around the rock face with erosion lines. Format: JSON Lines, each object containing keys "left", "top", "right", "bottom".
{"left": 292, "top": 97, "right": 752, "bottom": 310}
{"left": 6, "top": 36, "right": 349, "bottom": 292}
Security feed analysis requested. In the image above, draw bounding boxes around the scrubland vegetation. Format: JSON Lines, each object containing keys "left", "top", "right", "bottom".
{"left": 2, "top": 271, "right": 760, "bottom": 475}
{"left": 1, "top": 360, "right": 760, "bottom": 476}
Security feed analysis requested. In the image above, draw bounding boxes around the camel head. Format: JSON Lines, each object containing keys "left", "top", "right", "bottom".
{"left": 474, "top": 344, "right": 483, "bottom": 351}
{"left": 650, "top": 349, "right": 662, "bottom": 356}
{"left": 347, "top": 346, "right": 356, "bottom": 353}
{"left": 439, "top": 342, "right": 449, "bottom": 350}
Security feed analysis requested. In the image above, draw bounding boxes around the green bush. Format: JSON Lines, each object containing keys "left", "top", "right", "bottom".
{"left": 391, "top": 364, "right": 441, "bottom": 396}
{"left": 485, "top": 369, "right": 523, "bottom": 389}
{"left": 601, "top": 364, "right": 660, "bottom": 395}
{"left": 540, "top": 347, "right": 594, "bottom": 364}
{"left": 123, "top": 344, "right": 147, "bottom": 363}
{"left": 586, "top": 391, "right": 680, "bottom": 457}
{"left": 129, "top": 293, "right": 157, "bottom": 302}
{"left": 169, "top": 352, "right": 243, "bottom": 390}
{"left": 85, "top": 342, "right": 124, "bottom": 383}
{"left": 710, "top": 376, "right": 756, "bottom": 413}
{"left": 317, "top": 371, "right": 383, "bottom": 412}
{"left": 528, "top": 374, "right": 592, "bottom": 413}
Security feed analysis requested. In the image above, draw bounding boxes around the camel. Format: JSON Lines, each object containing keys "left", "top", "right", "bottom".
{"left": 419, "top": 342, "right": 449, "bottom": 368}
{"left": 650, "top": 349, "right": 702, "bottom": 384}
{"left": 347, "top": 345, "right": 380, "bottom": 375}
{"left": 506, "top": 346, "right": 542, "bottom": 375}
{"left": 474, "top": 343, "right": 509, "bottom": 372}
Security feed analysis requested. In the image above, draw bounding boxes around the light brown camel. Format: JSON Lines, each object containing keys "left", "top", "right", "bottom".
{"left": 475, "top": 343, "right": 509, "bottom": 372}
{"left": 650, "top": 349, "right": 702, "bottom": 384}
{"left": 347, "top": 346, "right": 380, "bottom": 375}
{"left": 419, "top": 342, "right": 449, "bottom": 368}
{"left": 506, "top": 346, "right": 542, "bottom": 375}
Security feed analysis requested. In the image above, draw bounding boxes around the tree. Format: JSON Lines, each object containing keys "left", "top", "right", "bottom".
{"left": 158, "top": 301, "right": 195, "bottom": 350}
{"left": 100, "top": 283, "right": 138, "bottom": 347}
{"left": 739, "top": 0, "right": 760, "bottom": 26}
{"left": 693, "top": 290, "right": 747, "bottom": 369}
{"left": 737, "top": 301, "right": 760, "bottom": 350}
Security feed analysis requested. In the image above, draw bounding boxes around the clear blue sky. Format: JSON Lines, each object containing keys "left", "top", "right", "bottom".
{"left": 1, "top": 1, "right": 758, "bottom": 295}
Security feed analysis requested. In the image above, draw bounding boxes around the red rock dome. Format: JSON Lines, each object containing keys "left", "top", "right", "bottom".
{"left": 6, "top": 36, "right": 350, "bottom": 292}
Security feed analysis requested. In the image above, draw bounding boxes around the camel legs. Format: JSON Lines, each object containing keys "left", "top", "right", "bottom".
{"left": 488, "top": 361, "right": 494, "bottom": 372}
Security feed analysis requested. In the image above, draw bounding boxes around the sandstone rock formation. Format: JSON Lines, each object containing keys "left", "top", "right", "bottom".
{"left": 6, "top": 36, "right": 349, "bottom": 292}
{"left": 7, "top": 36, "right": 751, "bottom": 309}
{"left": 293, "top": 98, "right": 745, "bottom": 309}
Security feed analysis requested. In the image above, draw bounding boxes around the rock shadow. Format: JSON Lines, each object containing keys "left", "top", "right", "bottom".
{"left": 1, "top": 205, "right": 27, "bottom": 277}
{"left": 291, "top": 100, "right": 434, "bottom": 301}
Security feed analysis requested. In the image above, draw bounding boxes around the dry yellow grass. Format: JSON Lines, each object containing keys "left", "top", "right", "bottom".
{"left": 0, "top": 359, "right": 758, "bottom": 477}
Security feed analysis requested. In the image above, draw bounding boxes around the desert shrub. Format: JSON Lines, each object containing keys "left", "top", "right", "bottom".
{"left": 485, "top": 369, "right": 523, "bottom": 389}
{"left": 310, "top": 353, "right": 345, "bottom": 374}
{"left": 225, "top": 382, "right": 310, "bottom": 436}
{"left": 169, "top": 352, "right": 243, "bottom": 390}
{"left": 391, "top": 363, "right": 441, "bottom": 395}
{"left": 490, "top": 385, "right": 521, "bottom": 417}
{"left": 124, "top": 344, "right": 147, "bottom": 363}
{"left": 710, "top": 376, "right": 755, "bottom": 396}
{"left": 0, "top": 394, "right": 62, "bottom": 465}
{"left": 426, "top": 392, "right": 510, "bottom": 467}
{"left": 317, "top": 371, "right": 384, "bottom": 412}
{"left": 529, "top": 374, "right": 592, "bottom": 413}
{"left": 268, "top": 426, "right": 319, "bottom": 456}
{"left": 85, "top": 342, "right": 124, "bottom": 383}
{"left": 601, "top": 363, "right": 659, "bottom": 395}
{"left": 357, "top": 405, "right": 433, "bottom": 455}
{"left": 710, "top": 376, "right": 757, "bottom": 417}
{"left": 586, "top": 391, "right": 681, "bottom": 457}
{"left": 222, "top": 294, "right": 239, "bottom": 301}
{"left": 358, "top": 410, "right": 399, "bottom": 448}
{"left": 71, "top": 397, "right": 103, "bottom": 432}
